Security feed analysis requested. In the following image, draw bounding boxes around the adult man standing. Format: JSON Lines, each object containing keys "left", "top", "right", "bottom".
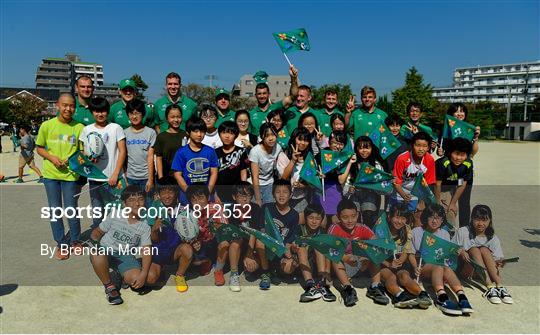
{"left": 285, "top": 84, "right": 318, "bottom": 134}
{"left": 214, "top": 88, "right": 235, "bottom": 129}
{"left": 315, "top": 89, "right": 343, "bottom": 137}
{"left": 249, "top": 66, "right": 299, "bottom": 136}
{"left": 109, "top": 79, "right": 154, "bottom": 129}
{"left": 345, "top": 86, "right": 387, "bottom": 140}
{"left": 73, "top": 75, "right": 95, "bottom": 126}
{"left": 153, "top": 72, "right": 197, "bottom": 133}
{"left": 36, "top": 94, "right": 84, "bottom": 260}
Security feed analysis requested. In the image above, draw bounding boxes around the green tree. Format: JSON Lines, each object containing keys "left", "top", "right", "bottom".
{"left": 1, "top": 93, "right": 46, "bottom": 125}
{"left": 182, "top": 83, "right": 215, "bottom": 106}
{"left": 310, "top": 84, "right": 354, "bottom": 110}
{"left": 230, "top": 96, "right": 257, "bottom": 111}
{"left": 130, "top": 74, "right": 148, "bottom": 100}
{"left": 392, "top": 67, "right": 437, "bottom": 121}
{"left": 376, "top": 94, "right": 392, "bottom": 114}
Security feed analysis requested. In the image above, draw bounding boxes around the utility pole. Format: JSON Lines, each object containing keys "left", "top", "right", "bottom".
{"left": 506, "top": 85, "right": 512, "bottom": 139}
{"left": 523, "top": 64, "right": 530, "bottom": 121}
{"left": 204, "top": 75, "right": 218, "bottom": 88}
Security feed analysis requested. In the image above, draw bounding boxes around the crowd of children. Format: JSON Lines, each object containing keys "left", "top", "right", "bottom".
{"left": 33, "top": 71, "right": 512, "bottom": 313}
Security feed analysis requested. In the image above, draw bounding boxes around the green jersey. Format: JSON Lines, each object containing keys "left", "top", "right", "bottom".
{"left": 153, "top": 95, "right": 197, "bottom": 132}
{"left": 109, "top": 100, "right": 155, "bottom": 129}
{"left": 348, "top": 107, "right": 387, "bottom": 140}
{"left": 215, "top": 108, "right": 236, "bottom": 129}
{"left": 249, "top": 101, "right": 283, "bottom": 136}
{"left": 35, "top": 117, "right": 84, "bottom": 181}
{"left": 284, "top": 106, "right": 317, "bottom": 134}
{"left": 315, "top": 108, "right": 344, "bottom": 137}
{"left": 73, "top": 99, "right": 95, "bottom": 125}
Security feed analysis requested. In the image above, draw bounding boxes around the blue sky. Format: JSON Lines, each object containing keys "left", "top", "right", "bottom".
{"left": 1, "top": 0, "right": 538, "bottom": 101}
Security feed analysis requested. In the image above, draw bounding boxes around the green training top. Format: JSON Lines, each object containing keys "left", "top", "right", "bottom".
{"left": 249, "top": 101, "right": 284, "bottom": 136}
{"left": 73, "top": 99, "right": 95, "bottom": 126}
{"left": 284, "top": 106, "right": 318, "bottom": 134}
{"left": 348, "top": 107, "right": 388, "bottom": 140}
{"left": 109, "top": 100, "right": 155, "bottom": 129}
{"left": 153, "top": 95, "right": 197, "bottom": 132}
{"left": 315, "top": 108, "right": 344, "bottom": 137}
{"left": 215, "top": 109, "right": 236, "bottom": 129}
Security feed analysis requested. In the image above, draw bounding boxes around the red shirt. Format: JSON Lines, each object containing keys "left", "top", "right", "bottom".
{"left": 393, "top": 151, "right": 436, "bottom": 185}
{"left": 328, "top": 223, "right": 374, "bottom": 254}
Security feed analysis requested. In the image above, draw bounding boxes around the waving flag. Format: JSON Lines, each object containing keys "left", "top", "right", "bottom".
{"left": 419, "top": 231, "right": 461, "bottom": 270}
{"left": 299, "top": 151, "right": 322, "bottom": 191}
{"left": 68, "top": 152, "right": 107, "bottom": 180}
{"left": 369, "top": 123, "right": 401, "bottom": 160}
{"left": 352, "top": 238, "right": 395, "bottom": 264}
{"left": 296, "top": 234, "right": 348, "bottom": 262}
{"left": 353, "top": 162, "right": 394, "bottom": 194}
{"left": 442, "top": 114, "right": 476, "bottom": 141}
{"left": 273, "top": 28, "right": 310, "bottom": 54}
{"left": 320, "top": 150, "right": 353, "bottom": 174}
{"left": 411, "top": 172, "right": 437, "bottom": 204}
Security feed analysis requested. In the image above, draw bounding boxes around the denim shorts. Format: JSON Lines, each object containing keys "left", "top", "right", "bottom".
{"left": 109, "top": 251, "right": 142, "bottom": 275}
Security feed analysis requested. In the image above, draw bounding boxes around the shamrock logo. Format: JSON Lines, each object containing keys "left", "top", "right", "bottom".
{"left": 425, "top": 236, "right": 435, "bottom": 247}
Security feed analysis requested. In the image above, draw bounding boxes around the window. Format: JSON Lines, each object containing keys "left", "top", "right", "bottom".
{"left": 284, "top": 81, "right": 287, "bottom": 85}
{"left": 245, "top": 80, "right": 254, "bottom": 85}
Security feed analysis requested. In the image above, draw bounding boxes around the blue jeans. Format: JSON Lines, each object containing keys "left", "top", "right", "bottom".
{"left": 43, "top": 178, "right": 81, "bottom": 247}
{"left": 89, "top": 180, "right": 113, "bottom": 229}
{"left": 260, "top": 184, "right": 274, "bottom": 205}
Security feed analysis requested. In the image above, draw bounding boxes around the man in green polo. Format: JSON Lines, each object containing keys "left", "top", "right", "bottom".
{"left": 285, "top": 84, "right": 318, "bottom": 134}
{"left": 109, "top": 79, "right": 154, "bottom": 129}
{"left": 249, "top": 66, "right": 299, "bottom": 136}
{"left": 346, "top": 86, "right": 387, "bottom": 140}
{"left": 214, "top": 88, "right": 235, "bottom": 128}
{"left": 315, "top": 88, "right": 343, "bottom": 137}
{"left": 153, "top": 72, "right": 197, "bottom": 133}
{"left": 73, "top": 75, "right": 95, "bottom": 125}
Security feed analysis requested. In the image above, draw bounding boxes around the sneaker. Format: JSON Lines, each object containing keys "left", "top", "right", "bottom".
{"left": 319, "top": 283, "right": 337, "bottom": 302}
{"left": 14, "top": 178, "right": 24, "bottom": 183}
{"left": 341, "top": 285, "right": 358, "bottom": 307}
{"left": 415, "top": 291, "right": 432, "bottom": 309}
{"left": 435, "top": 298, "right": 462, "bottom": 316}
{"left": 104, "top": 285, "right": 123, "bottom": 305}
{"left": 109, "top": 269, "right": 122, "bottom": 290}
{"left": 54, "top": 247, "right": 69, "bottom": 260}
{"left": 458, "top": 298, "right": 474, "bottom": 314}
{"left": 483, "top": 287, "right": 502, "bottom": 304}
{"left": 259, "top": 272, "right": 271, "bottom": 290}
{"left": 198, "top": 260, "right": 212, "bottom": 276}
{"left": 175, "top": 275, "right": 188, "bottom": 293}
{"left": 299, "top": 284, "right": 322, "bottom": 303}
{"left": 229, "top": 273, "right": 241, "bottom": 292}
{"left": 497, "top": 287, "right": 513, "bottom": 304}
{"left": 392, "top": 291, "right": 419, "bottom": 308}
{"left": 214, "top": 269, "right": 225, "bottom": 286}
{"left": 366, "top": 284, "right": 390, "bottom": 305}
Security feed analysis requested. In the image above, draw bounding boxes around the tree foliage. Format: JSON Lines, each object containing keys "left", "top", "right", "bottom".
{"left": 392, "top": 67, "right": 437, "bottom": 117}
{"left": 376, "top": 94, "right": 392, "bottom": 114}
{"left": 0, "top": 93, "right": 47, "bottom": 125}
{"left": 130, "top": 74, "right": 149, "bottom": 100}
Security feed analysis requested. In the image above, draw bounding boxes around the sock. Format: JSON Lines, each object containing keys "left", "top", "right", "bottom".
{"left": 214, "top": 262, "right": 224, "bottom": 271}
{"left": 306, "top": 279, "right": 315, "bottom": 288}
{"left": 371, "top": 282, "right": 380, "bottom": 289}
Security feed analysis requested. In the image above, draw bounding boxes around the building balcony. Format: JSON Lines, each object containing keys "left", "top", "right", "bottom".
{"left": 36, "top": 70, "right": 71, "bottom": 78}
{"left": 36, "top": 78, "right": 71, "bottom": 85}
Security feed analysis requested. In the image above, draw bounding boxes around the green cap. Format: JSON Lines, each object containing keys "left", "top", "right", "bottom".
{"left": 253, "top": 71, "right": 268, "bottom": 84}
{"left": 215, "top": 88, "right": 230, "bottom": 99}
{"left": 119, "top": 79, "right": 136, "bottom": 90}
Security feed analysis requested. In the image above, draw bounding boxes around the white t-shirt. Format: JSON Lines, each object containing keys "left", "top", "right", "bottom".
{"left": 202, "top": 129, "right": 223, "bottom": 149}
{"left": 276, "top": 152, "right": 306, "bottom": 199}
{"left": 80, "top": 123, "right": 125, "bottom": 181}
{"left": 410, "top": 226, "right": 451, "bottom": 254}
{"left": 248, "top": 144, "right": 282, "bottom": 186}
{"left": 452, "top": 226, "right": 504, "bottom": 260}
{"left": 99, "top": 216, "right": 152, "bottom": 252}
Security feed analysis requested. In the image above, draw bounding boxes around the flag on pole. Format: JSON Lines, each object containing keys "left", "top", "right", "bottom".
{"left": 411, "top": 172, "right": 437, "bottom": 204}
{"left": 352, "top": 238, "right": 396, "bottom": 264}
{"left": 419, "top": 230, "right": 461, "bottom": 270}
{"left": 369, "top": 123, "right": 401, "bottom": 160}
{"left": 296, "top": 234, "right": 348, "bottom": 262}
{"left": 299, "top": 151, "right": 322, "bottom": 191}
{"left": 353, "top": 162, "right": 394, "bottom": 194}
{"left": 68, "top": 152, "right": 107, "bottom": 180}
{"left": 272, "top": 28, "right": 310, "bottom": 54}
{"left": 442, "top": 114, "right": 476, "bottom": 141}
{"left": 320, "top": 149, "right": 353, "bottom": 174}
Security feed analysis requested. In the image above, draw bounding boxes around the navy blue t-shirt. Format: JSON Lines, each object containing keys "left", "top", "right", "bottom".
{"left": 261, "top": 203, "right": 299, "bottom": 245}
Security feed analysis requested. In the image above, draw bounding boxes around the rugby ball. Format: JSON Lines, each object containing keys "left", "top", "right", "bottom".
{"left": 174, "top": 209, "right": 200, "bottom": 242}
{"left": 86, "top": 131, "right": 104, "bottom": 159}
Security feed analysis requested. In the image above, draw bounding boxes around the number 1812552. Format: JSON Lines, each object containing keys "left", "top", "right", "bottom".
{"left": 185, "top": 204, "right": 252, "bottom": 219}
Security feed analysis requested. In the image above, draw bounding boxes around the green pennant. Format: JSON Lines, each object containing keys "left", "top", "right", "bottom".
{"left": 299, "top": 151, "right": 322, "bottom": 191}
{"left": 369, "top": 123, "right": 401, "bottom": 160}
{"left": 240, "top": 225, "right": 286, "bottom": 259}
{"left": 419, "top": 230, "right": 461, "bottom": 270}
{"left": 296, "top": 234, "right": 348, "bottom": 262}
{"left": 68, "top": 151, "right": 107, "bottom": 180}
{"left": 442, "top": 114, "right": 476, "bottom": 141}
{"left": 372, "top": 211, "right": 393, "bottom": 242}
{"left": 401, "top": 122, "right": 438, "bottom": 142}
{"left": 214, "top": 224, "right": 249, "bottom": 243}
{"left": 320, "top": 150, "right": 353, "bottom": 174}
{"left": 272, "top": 28, "right": 310, "bottom": 54}
{"left": 411, "top": 172, "right": 437, "bottom": 204}
{"left": 276, "top": 127, "right": 290, "bottom": 149}
{"left": 351, "top": 238, "right": 395, "bottom": 264}
{"left": 353, "top": 162, "right": 394, "bottom": 195}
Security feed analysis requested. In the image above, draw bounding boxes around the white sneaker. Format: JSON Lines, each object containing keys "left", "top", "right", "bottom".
{"left": 229, "top": 273, "right": 241, "bottom": 292}
{"left": 483, "top": 287, "right": 501, "bottom": 304}
{"left": 497, "top": 287, "right": 513, "bottom": 304}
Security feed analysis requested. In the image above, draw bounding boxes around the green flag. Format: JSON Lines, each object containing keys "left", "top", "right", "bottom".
{"left": 401, "top": 122, "right": 438, "bottom": 142}
{"left": 352, "top": 238, "right": 395, "bottom": 264}
{"left": 299, "top": 151, "right": 322, "bottom": 191}
{"left": 372, "top": 211, "right": 392, "bottom": 241}
{"left": 419, "top": 231, "right": 461, "bottom": 270}
{"left": 296, "top": 234, "right": 348, "bottom": 262}
{"left": 68, "top": 152, "right": 107, "bottom": 180}
{"left": 411, "top": 172, "right": 437, "bottom": 204}
{"left": 276, "top": 127, "right": 290, "bottom": 149}
{"left": 369, "top": 123, "right": 401, "bottom": 160}
{"left": 240, "top": 225, "right": 286, "bottom": 258}
{"left": 442, "top": 114, "right": 476, "bottom": 141}
{"left": 353, "top": 162, "right": 394, "bottom": 195}
{"left": 320, "top": 150, "right": 353, "bottom": 174}
{"left": 103, "top": 175, "right": 129, "bottom": 204}
{"left": 214, "top": 224, "right": 249, "bottom": 243}
{"left": 272, "top": 28, "right": 310, "bottom": 54}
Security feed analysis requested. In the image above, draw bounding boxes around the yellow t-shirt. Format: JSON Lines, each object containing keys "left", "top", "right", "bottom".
{"left": 36, "top": 117, "right": 84, "bottom": 181}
